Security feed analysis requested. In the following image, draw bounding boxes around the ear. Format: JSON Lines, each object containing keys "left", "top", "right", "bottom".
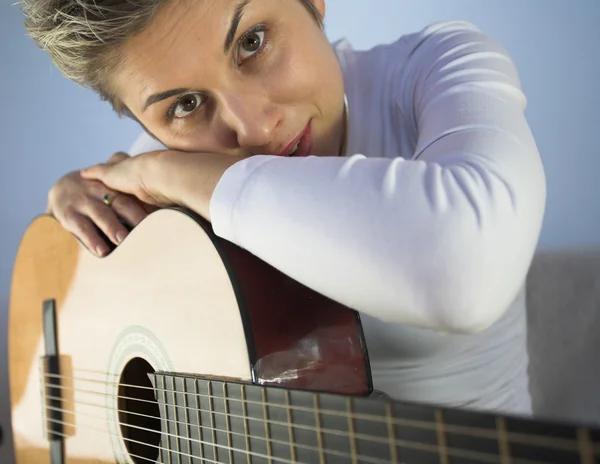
{"left": 312, "top": 0, "right": 325, "bottom": 19}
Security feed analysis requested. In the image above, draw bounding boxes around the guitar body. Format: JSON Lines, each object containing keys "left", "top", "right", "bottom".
{"left": 9, "top": 209, "right": 371, "bottom": 463}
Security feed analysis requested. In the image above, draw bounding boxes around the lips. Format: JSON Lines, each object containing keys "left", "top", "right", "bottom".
{"left": 277, "top": 123, "right": 312, "bottom": 157}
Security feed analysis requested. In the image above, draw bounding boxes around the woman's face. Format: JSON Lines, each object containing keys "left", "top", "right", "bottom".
{"left": 112, "top": 0, "right": 346, "bottom": 158}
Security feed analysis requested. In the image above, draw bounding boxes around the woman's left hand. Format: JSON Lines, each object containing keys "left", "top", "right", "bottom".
{"left": 81, "top": 150, "right": 241, "bottom": 220}
{"left": 81, "top": 150, "right": 174, "bottom": 207}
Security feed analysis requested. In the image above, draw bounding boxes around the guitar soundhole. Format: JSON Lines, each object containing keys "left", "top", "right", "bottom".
{"left": 118, "top": 357, "right": 161, "bottom": 462}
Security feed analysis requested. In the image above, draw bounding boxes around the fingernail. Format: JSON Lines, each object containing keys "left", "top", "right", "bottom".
{"left": 116, "top": 230, "right": 127, "bottom": 243}
{"left": 95, "top": 244, "right": 109, "bottom": 256}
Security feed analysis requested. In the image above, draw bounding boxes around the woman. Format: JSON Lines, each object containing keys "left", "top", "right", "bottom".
{"left": 22, "top": 0, "right": 546, "bottom": 414}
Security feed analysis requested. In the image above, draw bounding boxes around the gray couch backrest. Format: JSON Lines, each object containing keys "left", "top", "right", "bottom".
{"left": 526, "top": 247, "right": 600, "bottom": 425}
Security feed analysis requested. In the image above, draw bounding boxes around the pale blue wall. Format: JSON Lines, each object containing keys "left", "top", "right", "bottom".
{"left": 1, "top": 0, "right": 599, "bottom": 460}
{"left": 324, "top": 0, "right": 600, "bottom": 248}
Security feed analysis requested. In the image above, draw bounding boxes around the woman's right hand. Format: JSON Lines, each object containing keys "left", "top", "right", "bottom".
{"left": 47, "top": 152, "right": 156, "bottom": 257}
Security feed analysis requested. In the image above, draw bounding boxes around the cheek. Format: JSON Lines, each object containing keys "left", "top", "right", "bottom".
{"left": 261, "top": 38, "right": 334, "bottom": 105}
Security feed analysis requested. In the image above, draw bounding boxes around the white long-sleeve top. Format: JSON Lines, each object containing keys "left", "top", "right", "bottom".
{"left": 130, "top": 21, "right": 546, "bottom": 413}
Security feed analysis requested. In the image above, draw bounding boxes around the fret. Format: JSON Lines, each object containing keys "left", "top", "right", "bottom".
{"left": 346, "top": 398, "right": 358, "bottom": 464}
{"left": 577, "top": 427, "right": 594, "bottom": 464}
{"left": 385, "top": 403, "right": 398, "bottom": 463}
{"left": 504, "top": 415, "right": 584, "bottom": 462}
{"left": 495, "top": 416, "right": 511, "bottom": 464}
{"left": 262, "top": 388, "right": 273, "bottom": 463}
{"left": 241, "top": 385, "right": 252, "bottom": 464}
{"left": 286, "top": 390, "right": 320, "bottom": 462}
{"left": 261, "top": 388, "right": 297, "bottom": 462}
{"left": 223, "top": 383, "right": 234, "bottom": 464}
{"left": 285, "top": 390, "right": 297, "bottom": 463}
{"left": 443, "top": 408, "right": 502, "bottom": 460}
{"left": 182, "top": 379, "right": 192, "bottom": 464}
{"left": 208, "top": 381, "right": 218, "bottom": 462}
{"left": 434, "top": 409, "right": 449, "bottom": 464}
{"left": 244, "top": 385, "right": 270, "bottom": 458}
{"left": 312, "top": 394, "right": 326, "bottom": 464}
{"left": 170, "top": 376, "right": 182, "bottom": 464}
{"left": 348, "top": 394, "right": 393, "bottom": 462}
{"left": 193, "top": 379, "right": 205, "bottom": 462}
{"left": 160, "top": 375, "right": 173, "bottom": 464}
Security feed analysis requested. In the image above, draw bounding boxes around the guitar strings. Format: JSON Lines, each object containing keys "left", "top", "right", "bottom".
{"left": 48, "top": 429, "right": 168, "bottom": 464}
{"left": 41, "top": 372, "right": 600, "bottom": 456}
{"left": 46, "top": 416, "right": 302, "bottom": 464}
{"left": 44, "top": 408, "right": 537, "bottom": 464}
{"left": 48, "top": 426, "right": 190, "bottom": 464}
{"left": 41, "top": 388, "right": 600, "bottom": 463}
{"left": 44, "top": 393, "right": 508, "bottom": 463}
{"left": 41, "top": 402, "right": 599, "bottom": 464}
{"left": 44, "top": 405, "right": 396, "bottom": 464}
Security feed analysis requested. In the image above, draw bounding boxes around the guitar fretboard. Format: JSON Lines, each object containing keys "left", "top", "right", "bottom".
{"left": 147, "top": 372, "right": 600, "bottom": 464}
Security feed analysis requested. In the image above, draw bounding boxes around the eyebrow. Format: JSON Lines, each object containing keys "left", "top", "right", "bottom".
{"left": 224, "top": 0, "right": 252, "bottom": 54}
{"left": 143, "top": 88, "right": 189, "bottom": 112}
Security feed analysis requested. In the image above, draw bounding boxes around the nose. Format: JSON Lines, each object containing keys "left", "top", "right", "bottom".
{"left": 217, "top": 92, "right": 283, "bottom": 153}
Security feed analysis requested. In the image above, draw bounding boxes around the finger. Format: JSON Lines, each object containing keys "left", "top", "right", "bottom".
{"left": 111, "top": 194, "right": 150, "bottom": 228}
{"left": 84, "top": 200, "right": 130, "bottom": 246}
{"left": 80, "top": 163, "right": 108, "bottom": 181}
{"left": 81, "top": 164, "right": 132, "bottom": 197}
{"left": 83, "top": 177, "right": 117, "bottom": 199}
{"left": 61, "top": 209, "right": 113, "bottom": 257}
{"left": 107, "top": 151, "right": 130, "bottom": 165}
{"left": 85, "top": 179, "right": 148, "bottom": 227}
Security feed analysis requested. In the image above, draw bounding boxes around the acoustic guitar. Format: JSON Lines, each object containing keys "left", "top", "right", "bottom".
{"left": 8, "top": 208, "right": 600, "bottom": 463}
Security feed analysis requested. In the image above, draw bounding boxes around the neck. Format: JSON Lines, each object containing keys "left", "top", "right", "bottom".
{"left": 142, "top": 372, "right": 600, "bottom": 463}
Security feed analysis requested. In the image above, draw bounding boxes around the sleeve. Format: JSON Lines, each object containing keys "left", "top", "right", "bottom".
{"left": 210, "top": 21, "right": 546, "bottom": 333}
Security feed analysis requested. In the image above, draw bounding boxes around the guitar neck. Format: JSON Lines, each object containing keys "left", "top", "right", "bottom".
{"left": 145, "top": 372, "right": 600, "bottom": 464}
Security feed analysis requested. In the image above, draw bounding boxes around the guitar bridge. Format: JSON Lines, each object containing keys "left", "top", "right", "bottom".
{"left": 40, "top": 298, "right": 64, "bottom": 464}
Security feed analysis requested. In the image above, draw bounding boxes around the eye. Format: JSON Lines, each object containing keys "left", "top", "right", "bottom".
{"left": 170, "top": 92, "right": 205, "bottom": 119}
{"left": 237, "top": 26, "right": 266, "bottom": 63}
